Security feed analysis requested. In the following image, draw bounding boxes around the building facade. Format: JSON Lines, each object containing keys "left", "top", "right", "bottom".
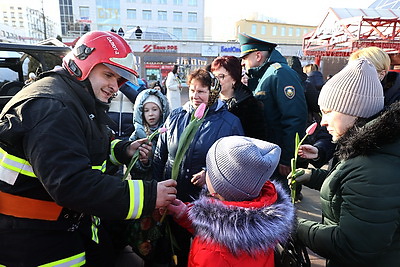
{"left": 236, "top": 19, "right": 316, "bottom": 45}
{"left": 61, "top": 0, "right": 204, "bottom": 41}
{"left": 0, "top": 2, "right": 58, "bottom": 43}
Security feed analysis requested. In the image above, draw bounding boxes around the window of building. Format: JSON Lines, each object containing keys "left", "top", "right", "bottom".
{"left": 303, "top": 29, "right": 308, "bottom": 35}
{"left": 11, "top": 12, "right": 15, "bottom": 18}
{"left": 272, "top": 26, "right": 277, "bottom": 36}
{"left": 158, "top": 0, "right": 167, "bottom": 3}
{"left": 19, "top": 21, "right": 23, "bottom": 27}
{"left": 188, "top": 28, "right": 197, "bottom": 40}
{"left": 3, "top": 11, "right": 7, "bottom": 18}
{"left": 288, "top": 27, "right": 293, "bottom": 36}
{"left": 173, "top": 28, "right": 182, "bottom": 39}
{"left": 127, "top": 9, "right": 136, "bottom": 19}
{"left": 188, "top": 0, "right": 197, "bottom": 5}
{"left": 188, "top": 12, "right": 197, "bottom": 22}
{"left": 79, "top": 6, "right": 89, "bottom": 18}
{"left": 143, "top": 10, "right": 152, "bottom": 20}
{"left": 251, "top": 24, "right": 256, "bottom": 34}
{"left": 281, "top": 27, "right": 286, "bottom": 36}
{"left": 296, "top": 28, "right": 301, "bottom": 37}
{"left": 261, "top": 25, "right": 266, "bottom": 35}
{"left": 127, "top": 0, "right": 135, "bottom": 2}
{"left": 142, "top": 0, "right": 151, "bottom": 3}
{"left": 173, "top": 11, "right": 182, "bottom": 21}
{"left": 158, "top": 10, "right": 167, "bottom": 21}
{"left": 173, "top": 0, "right": 183, "bottom": 5}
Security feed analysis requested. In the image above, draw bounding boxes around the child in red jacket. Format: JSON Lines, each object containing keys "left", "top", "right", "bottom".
{"left": 166, "top": 135, "right": 295, "bottom": 266}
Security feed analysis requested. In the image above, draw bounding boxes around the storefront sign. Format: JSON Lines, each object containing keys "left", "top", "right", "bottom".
{"left": 220, "top": 45, "right": 241, "bottom": 56}
{"left": 143, "top": 44, "right": 178, "bottom": 53}
{"left": 201, "top": 45, "right": 218, "bottom": 57}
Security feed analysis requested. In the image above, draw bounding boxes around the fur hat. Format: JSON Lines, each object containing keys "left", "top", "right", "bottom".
{"left": 143, "top": 94, "right": 162, "bottom": 110}
{"left": 206, "top": 136, "right": 281, "bottom": 201}
{"left": 318, "top": 58, "right": 384, "bottom": 118}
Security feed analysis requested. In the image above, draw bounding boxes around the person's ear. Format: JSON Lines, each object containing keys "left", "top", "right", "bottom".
{"left": 255, "top": 51, "right": 261, "bottom": 61}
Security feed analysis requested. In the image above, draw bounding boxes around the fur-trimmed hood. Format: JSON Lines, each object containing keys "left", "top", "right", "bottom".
{"left": 188, "top": 181, "right": 295, "bottom": 255}
{"left": 337, "top": 101, "right": 400, "bottom": 161}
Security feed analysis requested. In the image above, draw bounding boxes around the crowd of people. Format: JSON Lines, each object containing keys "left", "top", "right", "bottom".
{"left": 0, "top": 29, "right": 399, "bottom": 267}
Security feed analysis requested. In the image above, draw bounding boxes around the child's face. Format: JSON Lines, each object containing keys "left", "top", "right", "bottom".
{"left": 143, "top": 102, "right": 161, "bottom": 127}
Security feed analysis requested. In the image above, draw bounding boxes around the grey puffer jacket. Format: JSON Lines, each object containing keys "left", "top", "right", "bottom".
{"left": 297, "top": 102, "right": 400, "bottom": 267}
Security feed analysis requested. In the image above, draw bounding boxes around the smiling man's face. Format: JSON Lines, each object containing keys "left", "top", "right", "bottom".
{"left": 88, "top": 64, "right": 122, "bottom": 102}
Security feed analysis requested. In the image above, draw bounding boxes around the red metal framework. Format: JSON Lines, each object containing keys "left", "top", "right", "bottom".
{"left": 303, "top": 15, "right": 400, "bottom": 58}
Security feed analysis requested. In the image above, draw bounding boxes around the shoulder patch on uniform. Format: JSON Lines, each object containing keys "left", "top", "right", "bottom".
{"left": 255, "top": 91, "right": 266, "bottom": 96}
{"left": 271, "top": 63, "right": 282, "bottom": 69}
{"left": 284, "top": 86, "right": 295, "bottom": 99}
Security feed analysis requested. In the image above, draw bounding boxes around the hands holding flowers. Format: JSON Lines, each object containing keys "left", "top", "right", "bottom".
{"left": 122, "top": 127, "right": 168, "bottom": 181}
{"left": 288, "top": 122, "right": 318, "bottom": 203}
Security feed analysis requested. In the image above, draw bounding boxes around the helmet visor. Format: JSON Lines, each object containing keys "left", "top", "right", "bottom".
{"left": 104, "top": 63, "right": 138, "bottom": 86}
{"left": 105, "top": 53, "right": 139, "bottom": 86}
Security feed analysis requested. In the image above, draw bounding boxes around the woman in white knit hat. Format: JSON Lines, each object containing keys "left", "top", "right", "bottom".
{"left": 292, "top": 58, "right": 400, "bottom": 267}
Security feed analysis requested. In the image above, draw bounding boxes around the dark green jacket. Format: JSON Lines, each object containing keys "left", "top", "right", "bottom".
{"left": 297, "top": 102, "right": 400, "bottom": 267}
{"left": 247, "top": 50, "right": 307, "bottom": 166}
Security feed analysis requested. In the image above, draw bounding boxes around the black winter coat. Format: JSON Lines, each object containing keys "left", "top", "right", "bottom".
{"left": 223, "top": 83, "right": 267, "bottom": 140}
{"left": 297, "top": 102, "right": 400, "bottom": 267}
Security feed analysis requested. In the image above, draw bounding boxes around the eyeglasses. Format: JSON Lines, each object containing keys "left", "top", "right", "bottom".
{"left": 214, "top": 73, "right": 229, "bottom": 80}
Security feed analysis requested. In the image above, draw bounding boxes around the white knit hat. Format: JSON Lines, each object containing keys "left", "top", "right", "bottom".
{"left": 206, "top": 136, "right": 281, "bottom": 201}
{"left": 143, "top": 94, "right": 162, "bottom": 110}
{"left": 318, "top": 58, "right": 384, "bottom": 118}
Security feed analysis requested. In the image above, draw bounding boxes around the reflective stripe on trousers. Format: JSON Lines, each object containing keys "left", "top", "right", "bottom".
{"left": 37, "top": 252, "right": 85, "bottom": 267}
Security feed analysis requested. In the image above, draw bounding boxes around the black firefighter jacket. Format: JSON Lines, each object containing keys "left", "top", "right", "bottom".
{"left": 0, "top": 70, "right": 157, "bottom": 227}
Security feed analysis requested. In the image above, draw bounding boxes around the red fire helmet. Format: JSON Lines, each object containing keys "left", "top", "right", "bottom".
{"left": 63, "top": 31, "right": 138, "bottom": 86}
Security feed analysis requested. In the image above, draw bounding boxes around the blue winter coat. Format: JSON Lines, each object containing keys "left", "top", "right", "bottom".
{"left": 152, "top": 100, "right": 244, "bottom": 202}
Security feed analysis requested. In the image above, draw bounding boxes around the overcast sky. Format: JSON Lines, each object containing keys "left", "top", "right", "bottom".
{"left": 205, "top": 0, "right": 373, "bottom": 40}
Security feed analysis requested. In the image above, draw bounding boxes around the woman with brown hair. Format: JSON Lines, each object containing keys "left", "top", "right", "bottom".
{"left": 211, "top": 56, "right": 267, "bottom": 140}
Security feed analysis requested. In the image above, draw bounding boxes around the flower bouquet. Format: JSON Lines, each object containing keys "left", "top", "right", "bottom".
{"left": 122, "top": 126, "right": 168, "bottom": 181}
{"left": 160, "top": 103, "right": 208, "bottom": 265}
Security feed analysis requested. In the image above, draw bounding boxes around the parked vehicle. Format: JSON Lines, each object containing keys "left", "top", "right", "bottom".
{"left": 0, "top": 39, "right": 71, "bottom": 110}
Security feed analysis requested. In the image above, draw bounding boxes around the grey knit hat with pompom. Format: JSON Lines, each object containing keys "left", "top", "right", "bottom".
{"left": 206, "top": 136, "right": 281, "bottom": 201}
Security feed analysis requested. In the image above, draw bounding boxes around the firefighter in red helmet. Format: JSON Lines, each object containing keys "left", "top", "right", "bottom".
{"left": 0, "top": 31, "right": 177, "bottom": 266}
